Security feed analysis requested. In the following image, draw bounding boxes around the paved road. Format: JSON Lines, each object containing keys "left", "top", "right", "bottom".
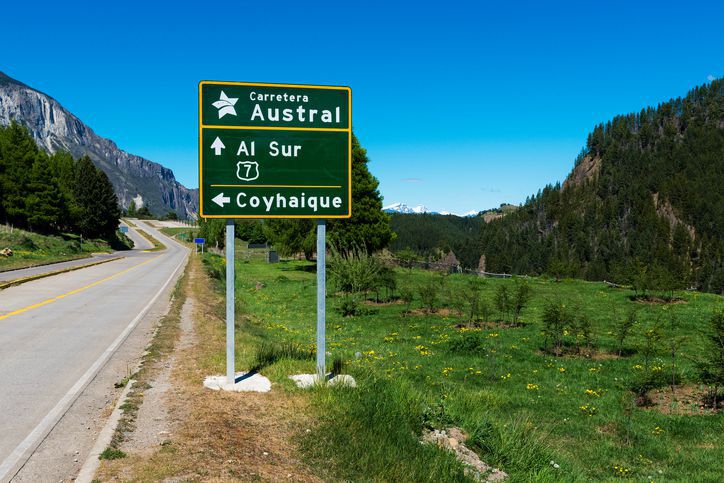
{"left": 0, "top": 223, "right": 152, "bottom": 284}
{"left": 0, "top": 221, "right": 188, "bottom": 481}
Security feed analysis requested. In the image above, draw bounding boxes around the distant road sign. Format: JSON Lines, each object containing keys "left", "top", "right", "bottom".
{"left": 198, "top": 81, "right": 352, "bottom": 219}
{"left": 194, "top": 238, "right": 205, "bottom": 244}
{"left": 119, "top": 226, "right": 129, "bottom": 233}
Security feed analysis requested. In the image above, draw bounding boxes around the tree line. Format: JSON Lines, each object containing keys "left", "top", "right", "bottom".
{"left": 0, "top": 123, "right": 121, "bottom": 239}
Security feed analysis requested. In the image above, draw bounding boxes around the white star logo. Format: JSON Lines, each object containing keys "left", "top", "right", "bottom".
{"left": 212, "top": 91, "right": 238, "bottom": 118}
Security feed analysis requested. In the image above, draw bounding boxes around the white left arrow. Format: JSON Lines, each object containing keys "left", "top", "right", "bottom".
{"left": 210, "top": 136, "right": 225, "bottom": 155}
{"left": 212, "top": 192, "right": 231, "bottom": 207}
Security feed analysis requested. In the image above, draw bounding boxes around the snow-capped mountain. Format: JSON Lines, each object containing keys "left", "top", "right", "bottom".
{"left": 383, "top": 203, "right": 431, "bottom": 214}
{"left": 383, "top": 203, "right": 481, "bottom": 217}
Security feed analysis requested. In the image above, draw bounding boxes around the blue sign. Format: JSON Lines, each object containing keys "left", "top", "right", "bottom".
{"left": 194, "top": 238, "right": 205, "bottom": 244}
{"left": 120, "top": 226, "right": 129, "bottom": 233}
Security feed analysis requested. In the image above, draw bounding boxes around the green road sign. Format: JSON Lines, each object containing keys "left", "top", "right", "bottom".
{"left": 198, "top": 81, "right": 352, "bottom": 218}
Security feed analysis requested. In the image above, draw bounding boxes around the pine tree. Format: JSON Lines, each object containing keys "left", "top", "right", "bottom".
{"left": 328, "top": 134, "right": 394, "bottom": 252}
{"left": 25, "top": 155, "right": 64, "bottom": 233}
{"left": 0, "top": 123, "right": 39, "bottom": 226}
{"left": 73, "top": 156, "right": 121, "bottom": 238}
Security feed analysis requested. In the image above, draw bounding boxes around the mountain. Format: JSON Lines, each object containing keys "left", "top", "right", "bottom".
{"left": 384, "top": 203, "right": 487, "bottom": 217}
{"left": 383, "top": 202, "right": 431, "bottom": 214}
{"left": 478, "top": 79, "right": 723, "bottom": 293}
{"left": 0, "top": 71, "right": 197, "bottom": 218}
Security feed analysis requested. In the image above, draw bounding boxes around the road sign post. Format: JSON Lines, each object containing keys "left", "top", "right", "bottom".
{"left": 316, "top": 220, "right": 326, "bottom": 378}
{"left": 199, "top": 80, "right": 351, "bottom": 386}
{"left": 226, "top": 220, "right": 235, "bottom": 385}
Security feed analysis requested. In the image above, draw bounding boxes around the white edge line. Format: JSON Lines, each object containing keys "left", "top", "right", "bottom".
{"left": 0, "top": 234, "right": 189, "bottom": 482}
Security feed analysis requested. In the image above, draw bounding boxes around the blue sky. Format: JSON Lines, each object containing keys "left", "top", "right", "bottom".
{"left": 1, "top": 1, "right": 721, "bottom": 214}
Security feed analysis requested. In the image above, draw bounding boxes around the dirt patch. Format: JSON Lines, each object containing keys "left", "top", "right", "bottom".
{"left": 363, "top": 299, "right": 403, "bottom": 306}
{"left": 630, "top": 296, "right": 687, "bottom": 305}
{"left": 454, "top": 320, "right": 524, "bottom": 330}
{"left": 643, "top": 385, "right": 719, "bottom": 416}
{"left": 535, "top": 347, "right": 627, "bottom": 359}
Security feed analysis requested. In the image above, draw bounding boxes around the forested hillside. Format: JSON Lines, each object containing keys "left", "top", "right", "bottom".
{"left": 479, "top": 80, "right": 723, "bottom": 292}
{"left": 389, "top": 213, "right": 486, "bottom": 268}
{"left": 0, "top": 123, "right": 121, "bottom": 239}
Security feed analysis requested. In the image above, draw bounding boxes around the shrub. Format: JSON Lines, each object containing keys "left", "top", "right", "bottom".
{"left": 328, "top": 245, "right": 382, "bottom": 296}
{"left": 418, "top": 277, "right": 439, "bottom": 313}
{"left": 202, "top": 254, "right": 226, "bottom": 281}
{"left": 448, "top": 332, "right": 485, "bottom": 354}
{"left": 337, "top": 297, "right": 363, "bottom": 317}
{"left": 697, "top": 311, "right": 724, "bottom": 408}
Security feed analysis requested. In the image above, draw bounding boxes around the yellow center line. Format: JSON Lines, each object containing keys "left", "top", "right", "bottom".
{"left": 0, "top": 255, "right": 161, "bottom": 321}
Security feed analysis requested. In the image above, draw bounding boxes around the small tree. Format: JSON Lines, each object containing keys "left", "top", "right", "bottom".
{"left": 571, "top": 314, "right": 596, "bottom": 356}
{"left": 640, "top": 322, "right": 663, "bottom": 370}
{"left": 375, "top": 265, "right": 397, "bottom": 302}
{"left": 419, "top": 277, "right": 439, "bottom": 313}
{"left": 511, "top": 278, "right": 532, "bottom": 325}
{"left": 541, "top": 300, "right": 573, "bottom": 355}
{"left": 697, "top": 311, "right": 724, "bottom": 408}
{"left": 495, "top": 284, "right": 512, "bottom": 323}
{"left": 399, "top": 285, "right": 415, "bottom": 314}
{"left": 463, "top": 279, "right": 486, "bottom": 322}
{"left": 667, "top": 311, "right": 686, "bottom": 394}
{"left": 614, "top": 309, "right": 638, "bottom": 356}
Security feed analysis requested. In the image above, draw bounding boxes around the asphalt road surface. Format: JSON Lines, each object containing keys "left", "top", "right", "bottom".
{"left": 0, "top": 220, "right": 188, "bottom": 481}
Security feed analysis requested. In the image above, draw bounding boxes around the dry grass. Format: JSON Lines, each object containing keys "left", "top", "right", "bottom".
{"left": 96, "top": 255, "right": 319, "bottom": 481}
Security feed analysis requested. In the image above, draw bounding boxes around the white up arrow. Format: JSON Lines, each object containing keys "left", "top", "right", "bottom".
{"left": 210, "top": 136, "right": 225, "bottom": 155}
{"left": 212, "top": 192, "right": 231, "bottom": 207}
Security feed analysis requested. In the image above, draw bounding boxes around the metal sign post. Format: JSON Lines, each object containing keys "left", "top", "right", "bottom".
{"left": 316, "top": 220, "right": 326, "bottom": 378}
{"left": 226, "top": 220, "right": 235, "bottom": 384}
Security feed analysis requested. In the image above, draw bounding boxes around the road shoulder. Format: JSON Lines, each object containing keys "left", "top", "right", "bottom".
{"left": 94, "top": 253, "right": 320, "bottom": 481}
{"left": 10, "top": 245, "right": 188, "bottom": 482}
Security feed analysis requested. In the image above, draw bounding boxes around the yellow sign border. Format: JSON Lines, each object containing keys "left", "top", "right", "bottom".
{"left": 198, "top": 80, "right": 352, "bottom": 219}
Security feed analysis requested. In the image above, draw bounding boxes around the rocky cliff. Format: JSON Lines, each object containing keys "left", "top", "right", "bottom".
{"left": 0, "top": 71, "right": 198, "bottom": 218}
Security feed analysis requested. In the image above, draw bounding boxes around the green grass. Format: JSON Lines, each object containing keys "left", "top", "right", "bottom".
{"left": 135, "top": 229, "right": 166, "bottom": 251}
{"left": 159, "top": 227, "right": 198, "bottom": 242}
{"left": 99, "top": 447, "right": 126, "bottom": 460}
{"left": 0, "top": 225, "right": 121, "bottom": 271}
{"left": 205, "top": 251, "right": 723, "bottom": 481}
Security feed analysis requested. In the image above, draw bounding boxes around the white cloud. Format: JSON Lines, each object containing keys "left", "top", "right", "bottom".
{"left": 401, "top": 177, "right": 423, "bottom": 183}
{"left": 707, "top": 74, "right": 716, "bottom": 81}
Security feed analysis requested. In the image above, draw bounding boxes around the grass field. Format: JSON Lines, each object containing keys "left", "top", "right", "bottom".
{"left": 0, "top": 225, "right": 123, "bottom": 271}
{"left": 203, "top": 245, "right": 723, "bottom": 481}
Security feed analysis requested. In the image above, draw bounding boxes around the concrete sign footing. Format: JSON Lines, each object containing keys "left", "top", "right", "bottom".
{"left": 203, "top": 372, "right": 271, "bottom": 392}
